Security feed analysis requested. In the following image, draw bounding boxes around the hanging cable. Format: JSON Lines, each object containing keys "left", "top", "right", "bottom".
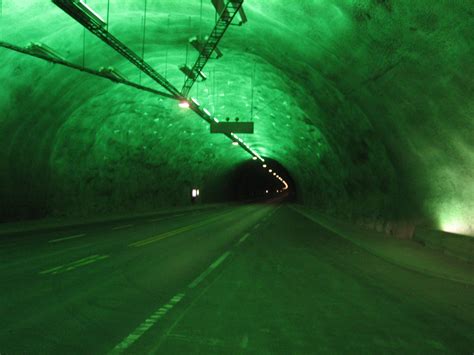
{"left": 82, "top": 26, "right": 86, "bottom": 68}
{"left": 213, "top": 65, "right": 216, "bottom": 112}
{"left": 184, "top": 16, "right": 191, "bottom": 86}
{"left": 199, "top": 0, "right": 203, "bottom": 39}
{"left": 82, "top": 0, "right": 87, "bottom": 68}
{"left": 251, "top": 61, "right": 256, "bottom": 120}
{"left": 165, "top": 14, "right": 170, "bottom": 79}
{"left": 106, "top": 0, "right": 110, "bottom": 31}
{"left": 196, "top": 0, "right": 203, "bottom": 100}
{"left": 139, "top": 0, "right": 148, "bottom": 85}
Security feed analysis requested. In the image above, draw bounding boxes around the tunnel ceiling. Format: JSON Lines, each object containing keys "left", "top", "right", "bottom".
{"left": 1, "top": 1, "right": 473, "bottom": 235}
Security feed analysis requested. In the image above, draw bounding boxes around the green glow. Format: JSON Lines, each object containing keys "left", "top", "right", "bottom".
{"left": 0, "top": 0, "right": 473, "bottom": 230}
{"left": 437, "top": 201, "right": 474, "bottom": 237}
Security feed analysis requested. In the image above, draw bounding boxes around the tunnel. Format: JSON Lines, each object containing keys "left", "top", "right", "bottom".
{"left": 0, "top": 1, "right": 473, "bottom": 353}
{"left": 230, "top": 157, "right": 297, "bottom": 201}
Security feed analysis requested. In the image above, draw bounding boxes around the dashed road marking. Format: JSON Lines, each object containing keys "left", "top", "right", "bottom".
{"left": 48, "top": 233, "right": 86, "bottom": 243}
{"left": 112, "top": 224, "right": 133, "bottom": 230}
{"left": 39, "top": 254, "right": 109, "bottom": 275}
{"left": 236, "top": 233, "right": 250, "bottom": 246}
{"left": 240, "top": 334, "right": 249, "bottom": 349}
{"left": 110, "top": 292, "right": 186, "bottom": 354}
{"left": 148, "top": 213, "right": 186, "bottom": 222}
{"left": 188, "top": 251, "right": 231, "bottom": 289}
{"left": 130, "top": 211, "right": 235, "bottom": 248}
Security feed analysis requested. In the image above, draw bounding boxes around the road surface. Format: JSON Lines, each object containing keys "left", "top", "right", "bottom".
{"left": 1, "top": 203, "right": 473, "bottom": 354}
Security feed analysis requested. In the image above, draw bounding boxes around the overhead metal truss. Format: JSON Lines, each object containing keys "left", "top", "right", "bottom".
{"left": 0, "top": 41, "right": 176, "bottom": 100}
{"left": 52, "top": 0, "right": 183, "bottom": 99}
{"left": 37, "top": 1, "right": 261, "bottom": 162}
{"left": 181, "top": 0, "right": 244, "bottom": 97}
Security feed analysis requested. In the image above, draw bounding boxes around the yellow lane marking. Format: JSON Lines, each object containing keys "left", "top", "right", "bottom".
{"left": 112, "top": 224, "right": 133, "bottom": 230}
{"left": 129, "top": 210, "right": 235, "bottom": 248}
{"left": 48, "top": 233, "right": 86, "bottom": 243}
{"left": 39, "top": 254, "right": 109, "bottom": 275}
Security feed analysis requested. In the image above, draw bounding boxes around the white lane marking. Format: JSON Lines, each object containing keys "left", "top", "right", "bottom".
{"left": 112, "top": 224, "right": 133, "bottom": 230}
{"left": 253, "top": 223, "right": 261, "bottom": 230}
{"left": 188, "top": 251, "right": 231, "bottom": 289}
{"left": 237, "top": 233, "right": 250, "bottom": 246}
{"left": 240, "top": 334, "right": 249, "bottom": 349}
{"left": 39, "top": 254, "right": 109, "bottom": 275}
{"left": 148, "top": 213, "right": 187, "bottom": 222}
{"left": 110, "top": 292, "right": 186, "bottom": 353}
{"left": 48, "top": 233, "right": 86, "bottom": 243}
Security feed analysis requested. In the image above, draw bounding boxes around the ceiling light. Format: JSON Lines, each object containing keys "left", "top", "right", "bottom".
{"left": 179, "top": 101, "right": 190, "bottom": 108}
{"left": 232, "top": 141, "right": 239, "bottom": 146}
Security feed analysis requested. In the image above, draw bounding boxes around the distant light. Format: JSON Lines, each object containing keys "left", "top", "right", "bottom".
{"left": 269, "top": 169, "right": 273, "bottom": 173}
{"left": 191, "top": 188, "right": 199, "bottom": 198}
{"left": 232, "top": 141, "right": 239, "bottom": 146}
{"left": 213, "top": 117, "right": 219, "bottom": 123}
{"left": 252, "top": 157, "right": 257, "bottom": 160}
{"left": 273, "top": 173, "right": 277, "bottom": 176}
{"left": 191, "top": 98, "right": 200, "bottom": 106}
{"left": 179, "top": 101, "right": 190, "bottom": 108}
{"left": 263, "top": 164, "right": 267, "bottom": 168}
{"left": 265, "top": 190, "right": 269, "bottom": 194}
{"left": 203, "top": 108, "right": 211, "bottom": 116}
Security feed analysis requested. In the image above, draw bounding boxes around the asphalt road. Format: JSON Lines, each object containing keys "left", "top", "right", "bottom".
{"left": 1, "top": 203, "right": 473, "bottom": 354}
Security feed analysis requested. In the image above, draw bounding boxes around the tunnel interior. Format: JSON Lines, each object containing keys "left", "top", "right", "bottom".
{"left": 0, "top": 0, "right": 473, "bottom": 237}
{"left": 229, "top": 158, "right": 297, "bottom": 202}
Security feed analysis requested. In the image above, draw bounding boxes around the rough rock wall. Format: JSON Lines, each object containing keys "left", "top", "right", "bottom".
{"left": 0, "top": 1, "right": 472, "bottom": 236}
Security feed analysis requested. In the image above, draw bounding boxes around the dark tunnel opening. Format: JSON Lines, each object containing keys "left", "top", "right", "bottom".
{"left": 229, "top": 158, "right": 297, "bottom": 203}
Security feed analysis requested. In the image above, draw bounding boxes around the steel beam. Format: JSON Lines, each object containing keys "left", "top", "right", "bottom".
{"left": 181, "top": 0, "right": 244, "bottom": 97}
{"left": 0, "top": 41, "right": 177, "bottom": 100}
{"left": 52, "top": 0, "right": 183, "bottom": 99}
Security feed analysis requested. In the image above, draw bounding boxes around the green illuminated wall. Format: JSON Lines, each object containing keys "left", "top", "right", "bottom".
{"left": 0, "top": 1, "right": 473, "bottom": 235}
